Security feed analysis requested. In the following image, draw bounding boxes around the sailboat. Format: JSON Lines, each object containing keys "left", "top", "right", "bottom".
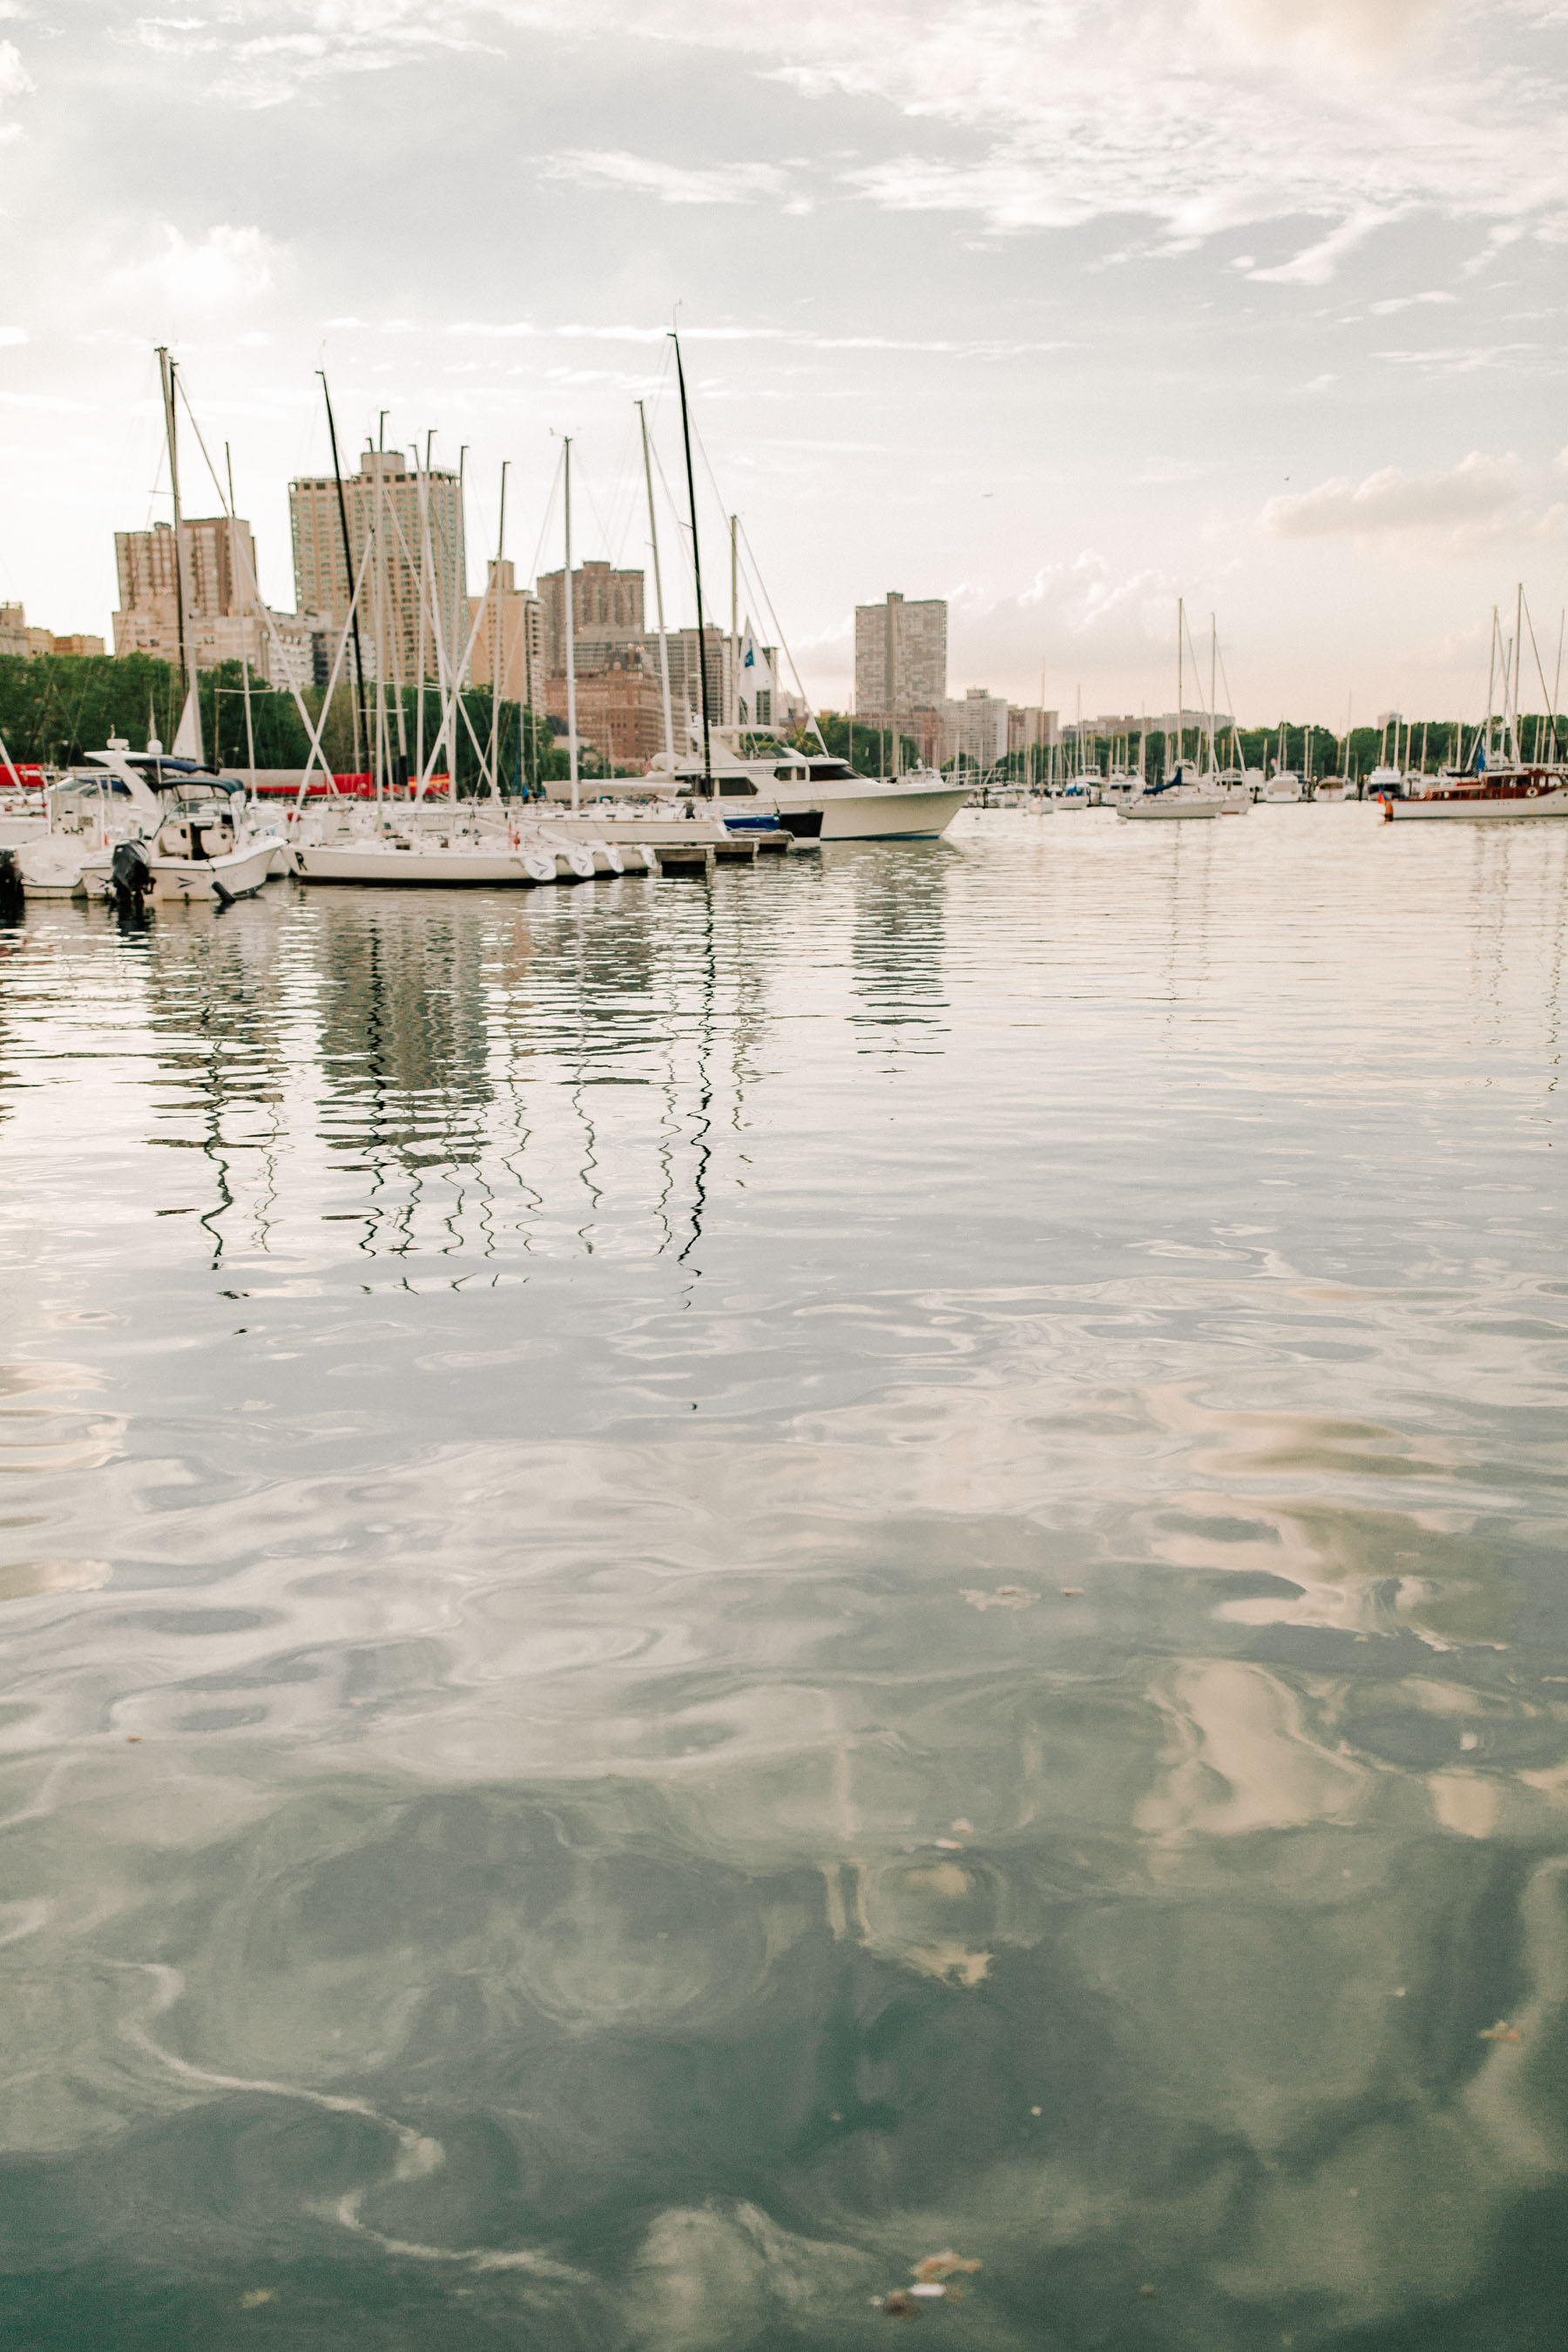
{"left": 1119, "top": 601, "right": 1247, "bottom": 820}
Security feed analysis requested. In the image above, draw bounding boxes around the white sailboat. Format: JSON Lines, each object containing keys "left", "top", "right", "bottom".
{"left": 1119, "top": 601, "right": 1247, "bottom": 821}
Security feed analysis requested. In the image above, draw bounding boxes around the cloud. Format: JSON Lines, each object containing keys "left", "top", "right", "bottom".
{"left": 1194, "top": 0, "right": 1455, "bottom": 67}
{"left": 541, "top": 150, "right": 788, "bottom": 205}
{"left": 0, "top": 35, "right": 32, "bottom": 97}
{"left": 111, "top": 222, "right": 283, "bottom": 308}
{"left": 1368, "top": 288, "right": 1459, "bottom": 314}
{"left": 77, "top": 0, "right": 1568, "bottom": 259}
{"left": 1247, "top": 208, "right": 1399, "bottom": 285}
{"left": 1260, "top": 452, "right": 1525, "bottom": 538}
{"left": 119, "top": 7, "right": 500, "bottom": 105}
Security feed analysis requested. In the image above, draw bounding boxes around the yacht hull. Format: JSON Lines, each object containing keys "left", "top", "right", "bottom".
{"left": 294, "top": 842, "right": 552, "bottom": 885}
{"left": 1385, "top": 785, "right": 1568, "bottom": 821}
{"left": 776, "top": 784, "right": 969, "bottom": 841}
{"left": 1116, "top": 799, "right": 1220, "bottom": 821}
{"left": 82, "top": 837, "right": 278, "bottom": 902}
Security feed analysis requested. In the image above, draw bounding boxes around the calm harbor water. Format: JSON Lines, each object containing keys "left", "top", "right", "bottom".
{"left": 2, "top": 805, "right": 1566, "bottom": 2350}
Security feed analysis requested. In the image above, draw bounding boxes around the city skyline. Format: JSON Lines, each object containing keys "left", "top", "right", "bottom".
{"left": 1, "top": 3, "right": 1565, "bottom": 727}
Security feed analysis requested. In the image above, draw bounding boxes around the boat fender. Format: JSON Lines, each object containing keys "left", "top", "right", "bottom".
{"left": 0, "top": 847, "right": 22, "bottom": 917}
{"left": 111, "top": 837, "right": 152, "bottom": 910}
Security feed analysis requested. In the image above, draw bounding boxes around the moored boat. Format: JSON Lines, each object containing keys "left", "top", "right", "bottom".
{"left": 1384, "top": 767, "right": 1568, "bottom": 821}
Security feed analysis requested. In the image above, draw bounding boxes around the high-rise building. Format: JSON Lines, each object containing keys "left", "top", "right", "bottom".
{"left": 288, "top": 452, "right": 467, "bottom": 686}
{"left": 112, "top": 517, "right": 282, "bottom": 677}
{"left": 941, "top": 687, "right": 1009, "bottom": 768}
{"left": 467, "top": 561, "right": 546, "bottom": 706}
{"left": 854, "top": 591, "right": 947, "bottom": 721}
{"left": 116, "top": 515, "right": 257, "bottom": 625}
{"left": 537, "top": 561, "right": 645, "bottom": 676}
{"left": 641, "top": 625, "right": 730, "bottom": 737}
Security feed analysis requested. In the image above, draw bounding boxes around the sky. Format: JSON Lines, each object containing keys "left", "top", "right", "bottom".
{"left": 2, "top": 0, "right": 1566, "bottom": 725}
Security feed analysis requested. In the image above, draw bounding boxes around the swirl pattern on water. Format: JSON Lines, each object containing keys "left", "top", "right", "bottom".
{"left": 0, "top": 810, "right": 1565, "bottom": 2349}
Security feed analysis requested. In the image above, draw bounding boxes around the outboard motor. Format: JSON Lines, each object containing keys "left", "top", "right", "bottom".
{"left": 0, "top": 847, "right": 23, "bottom": 919}
{"left": 111, "top": 837, "right": 152, "bottom": 912}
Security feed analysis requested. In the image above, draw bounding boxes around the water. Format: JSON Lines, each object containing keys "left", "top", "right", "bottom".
{"left": 2, "top": 807, "right": 1566, "bottom": 2350}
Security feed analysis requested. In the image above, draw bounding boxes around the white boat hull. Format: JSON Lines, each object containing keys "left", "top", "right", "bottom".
{"left": 549, "top": 810, "right": 728, "bottom": 848}
{"left": 1117, "top": 797, "right": 1220, "bottom": 821}
{"left": 81, "top": 836, "right": 278, "bottom": 902}
{"left": 16, "top": 840, "right": 91, "bottom": 896}
{"left": 1385, "top": 785, "right": 1568, "bottom": 821}
{"left": 294, "top": 841, "right": 555, "bottom": 885}
{"left": 779, "top": 782, "right": 970, "bottom": 841}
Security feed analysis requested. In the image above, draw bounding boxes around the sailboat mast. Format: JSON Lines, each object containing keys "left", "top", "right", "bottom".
{"left": 1175, "top": 596, "right": 1183, "bottom": 779}
{"left": 157, "top": 346, "right": 201, "bottom": 761}
{"left": 490, "top": 461, "right": 508, "bottom": 801}
{"left": 729, "top": 514, "right": 739, "bottom": 733}
{"left": 638, "top": 401, "right": 675, "bottom": 764}
{"left": 670, "top": 332, "right": 713, "bottom": 796}
{"left": 1208, "top": 612, "right": 1217, "bottom": 774}
{"left": 319, "top": 372, "right": 366, "bottom": 774}
{"left": 413, "top": 441, "right": 429, "bottom": 787}
{"left": 226, "top": 442, "right": 254, "bottom": 781}
{"left": 564, "top": 436, "right": 579, "bottom": 814}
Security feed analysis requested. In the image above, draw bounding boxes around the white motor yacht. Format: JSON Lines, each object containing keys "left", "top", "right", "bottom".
{"left": 40, "top": 742, "right": 285, "bottom": 903}
{"left": 647, "top": 745, "right": 967, "bottom": 841}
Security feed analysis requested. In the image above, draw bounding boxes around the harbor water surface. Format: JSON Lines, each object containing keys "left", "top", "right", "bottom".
{"left": 2, "top": 807, "right": 1566, "bottom": 2349}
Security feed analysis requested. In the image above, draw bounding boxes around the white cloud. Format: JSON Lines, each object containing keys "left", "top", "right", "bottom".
{"left": 1247, "top": 209, "right": 1399, "bottom": 286}
{"left": 0, "top": 325, "right": 27, "bottom": 344}
{"left": 1260, "top": 452, "right": 1525, "bottom": 538}
{"left": 73, "top": 1, "right": 1568, "bottom": 258}
{"left": 1368, "top": 288, "right": 1459, "bottom": 314}
{"left": 111, "top": 222, "right": 283, "bottom": 308}
{"left": 0, "top": 35, "right": 33, "bottom": 96}
{"left": 541, "top": 151, "right": 788, "bottom": 206}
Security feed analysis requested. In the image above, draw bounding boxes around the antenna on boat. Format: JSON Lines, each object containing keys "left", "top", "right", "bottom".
{"left": 670, "top": 331, "right": 713, "bottom": 798}
{"left": 319, "top": 371, "right": 367, "bottom": 775}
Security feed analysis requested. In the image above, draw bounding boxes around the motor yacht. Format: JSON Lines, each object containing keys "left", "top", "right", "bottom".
{"left": 648, "top": 743, "right": 967, "bottom": 841}
{"left": 1384, "top": 764, "right": 1568, "bottom": 821}
{"left": 19, "top": 741, "right": 284, "bottom": 903}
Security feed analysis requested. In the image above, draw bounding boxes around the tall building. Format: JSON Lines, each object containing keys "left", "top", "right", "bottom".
{"left": 543, "top": 666, "right": 667, "bottom": 772}
{"left": 1008, "top": 706, "right": 1058, "bottom": 756}
{"left": 854, "top": 590, "right": 947, "bottom": 721}
{"left": 941, "top": 687, "right": 1009, "bottom": 768}
{"left": 537, "top": 560, "right": 645, "bottom": 676}
{"left": 642, "top": 625, "right": 731, "bottom": 737}
{"left": 112, "top": 516, "right": 287, "bottom": 679}
{"left": 467, "top": 560, "right": 546, "bottom": 706}
{"left": 288, "top": 452, "right": 467, "bottom": 686}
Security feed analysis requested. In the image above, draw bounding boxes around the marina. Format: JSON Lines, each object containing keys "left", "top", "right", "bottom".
{"left": 4, "top": 0, "right": 1568, "bottom": 2326}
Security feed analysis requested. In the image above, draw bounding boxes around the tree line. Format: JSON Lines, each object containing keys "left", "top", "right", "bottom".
{"left": 0, "top": 652, "right": 578, "bottom": 794}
